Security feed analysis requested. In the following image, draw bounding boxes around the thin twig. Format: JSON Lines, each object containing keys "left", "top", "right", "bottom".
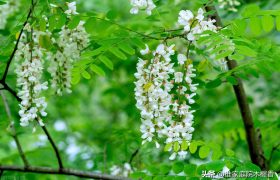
{"left": 0, "top": 91, "right": 30, "bottom": 168}
{"left": 129, "top": 148, "right": 139, "bottom": 164}
{"left": 0, "top": 165, "right": 130, "bottom": 180}
{"left": 40, "top": 123, "right": 64, "bottom": 170}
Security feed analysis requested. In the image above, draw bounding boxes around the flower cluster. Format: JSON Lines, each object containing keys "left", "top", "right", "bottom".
{"left": 15, "top": 24, "right": 48, "bottom": 127}
{"left": 130, "top": 0, "right": 156, "bottom": 15}
{"left": 178, "top": 8, "right": 217, "bottom": 41}
{"left": 14, "top": 1, "right": 90, "bottom": 128}
{"left": 135, "top": 44, "right": 198, "bottom": 160}
{"left": 110, "top": 163, "right": 133, "bottom": 177}
{"left": 0, "top": 0, "right": 20, "bottom": 29}
{"left": 218, "top": 0, "right": 240, "bottom": 12}
{"left": 48, "top": 3, "right": 89, "bottom": 95}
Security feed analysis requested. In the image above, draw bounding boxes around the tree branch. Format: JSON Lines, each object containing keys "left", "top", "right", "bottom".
{"left": 0, "top": 165, "right": 130, "bottom": 180}
{"left": 39, "top": 123, "right": 64, "bottom": 170}
{"left": 0, "top": 91, "right": 30, "bottom": 168}
{"left": 204, "top": 6, "right": 267, "bottom": 169}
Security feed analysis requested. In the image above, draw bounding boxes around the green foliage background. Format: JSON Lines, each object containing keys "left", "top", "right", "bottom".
{"left": 0, "top": 0, "right": 280, "bottom": 179}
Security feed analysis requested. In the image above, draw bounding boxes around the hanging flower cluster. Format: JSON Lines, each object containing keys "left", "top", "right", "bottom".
{"left": 48, "top": 21, "right": 89, "bottom": 95}
{"left": 15, "top": 24, "right": 48, "bottom": 127}
{"left": 130, "top": 0, "right": 156, "bottom": 15}
{"left": 134, "top": 44, "right": 198, "bottom": 160}
{"left": 0, "top": 0, "right": 20, "bottom": 29}
{"left": 178, "top": 8, "right": 217, "bottom": 41}
{"left": 218, "top": 0, "right": 240, "bottom": 12}
{"left": 14, "top": 1, "right": 89, "bottom": 127}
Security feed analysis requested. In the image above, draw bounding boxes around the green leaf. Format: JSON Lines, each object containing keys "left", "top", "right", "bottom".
{"left": 160, "top": 164, "right": 171, "bottom": 175}
{"left": 249, "top": 17, "right": 262, "bottom": 36}
{"left": 119, "top": 43, "right": 135, "bottom": 55}
{"left": 90, "top": 64, "right": 105, "bottom": 76}
{"left": 172, "top": 162, "right": 184, "bottom": 174}
{"left": 199, "top": 145, "right": 210, "bottom": 159}
{"left": 184, "top": 164, "right": 197, "bottom": 176}
{"left": 147, "top": 166, "right": 159, "bottom": 175}
{"left": 39, "top": 18, "right": 46, "bottom": 32}
{"left": 236, "top": 45, "right": 257, "bottom": 57}
{"left": 106, "top": 10, "right": 118, "bottom": 20}
{"left": 189, "top": 142, "right": 198, "bottom": 154}
{"left": 81, "top": 70, "right": 91, "bottom": 79}
{"left": 276, "top": 16, "right": 280, "bottom": 31}
{"left": 39, "top": 35, "right": 52, "bottom": 50}
{"left": 212, "top": 149, "right": 223, "bottom": 160}
{"left": 205, "top": 160, "right": 225, "bottom": 171}
{"left": 229, "top": 53, "right": 244, "bottom": 61}
{"left": 262, "top": 15, "right": 274, "bottom": 32}
{"left": 241, "top": 4, "right": 260, "bottom": 17}
{"left": 205, "top": 79, "right": 222, "bottom": 89}
{"left": 226, "top": 76, "right": 238, "bottom": 85}
{"left": 71, "top": 70, "right": 81, "bottom": 85}
{"left": 48, "top": 16, "right": 56, "bottom": 32}
{"left": 164, "top": 143, "right": 173, "bottom": 152}
{"left": 84, "top": 18, "right": 96, "bottom": 34}
{"left": 174, "top": 141, "right": 180, "bottom": 152}
{"left": 215, "top": 50, "right": 233, "bottom": 60}
{"left": 56, "top": 14, "right": 67, "bottom": 29}
{"left": 235, "top": 162, "right": 261, "bottom": 172}
{"left": 99, "top": 56, "right": 114, "bottom": 70}
{"left": 82, "top": 47, "right": 105, "bottom": 58}
{"left": 130, "top": 38, "right": 145, "bottom": 49}
{"left": 181, "top": 140, "right": 188, "bottom": 151}
{"left": 231, "top": 19, "right": 247, "bottom": 36}
{"left": 68, "top": 16, "right": 80, "bottom": 30}
{"left": 225, "top": 149, "right": 235, "bottom": 157}
{"left": 197, "top": 59, "right": 210, "bottom": 72}
{"left": 109, "top": 48, "right": 127, "bottom": 60}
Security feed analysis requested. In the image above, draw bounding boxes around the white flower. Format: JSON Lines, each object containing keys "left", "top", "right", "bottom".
{"left": 218, "top": 0, "right": 240, "bottom": 12}
{"left": 174, "top": 72, "right": 183, "bottom": 83}
{"left": 110, "top": 163, "right": 133, "bottom": 177}
{"left": 140, "top": 44, "right": 150, "bottom": 55}
{"left": 48, "top": 21, "right": 89, "bottom": 95}
{"left": 178, "top": 151, "right": 188, "bottom": 159}
{"left": 15, "top": 27, "right": 48, "bottom": 127}
{"left": 178, "top": 8, "right": 217, "bottom": 41}
{"left": 196, "top": 8, "right": 204, "bottom": 22}
{"left": 177, "top": 54, "right": 187, "bottom": 65}
{"left": 169, "top": 152, "right": 177, "bottom": 160}
{"left": 135, "top": 44, "right": 198, "bottom": 160}
{"left": 65, "top": 2, "right": 78, "bottom": 15}
{"left": 130, "top": 0, "right": 156, "bottom": 15}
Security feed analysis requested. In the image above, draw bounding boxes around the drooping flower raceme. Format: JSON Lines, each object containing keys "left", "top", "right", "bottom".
{"left": 0, "top": 0, "right": 20, "bottom": 29}
{"left": 15, "top": 24, "right": 48, "bottom": 127}
{"left": 135, "top": 44, "right": 198, "bottom": 160}
{"left": 178, "top": 8, "right": 217, "bottom": 41}
{"left": 130, "top": 0, "right": 156, "bottom": 15}
{"left": 14, "top": 1, "right": 90, "bottom": 128}
{"left": 48, "top": 4, "right": 89, "bottom": 95}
